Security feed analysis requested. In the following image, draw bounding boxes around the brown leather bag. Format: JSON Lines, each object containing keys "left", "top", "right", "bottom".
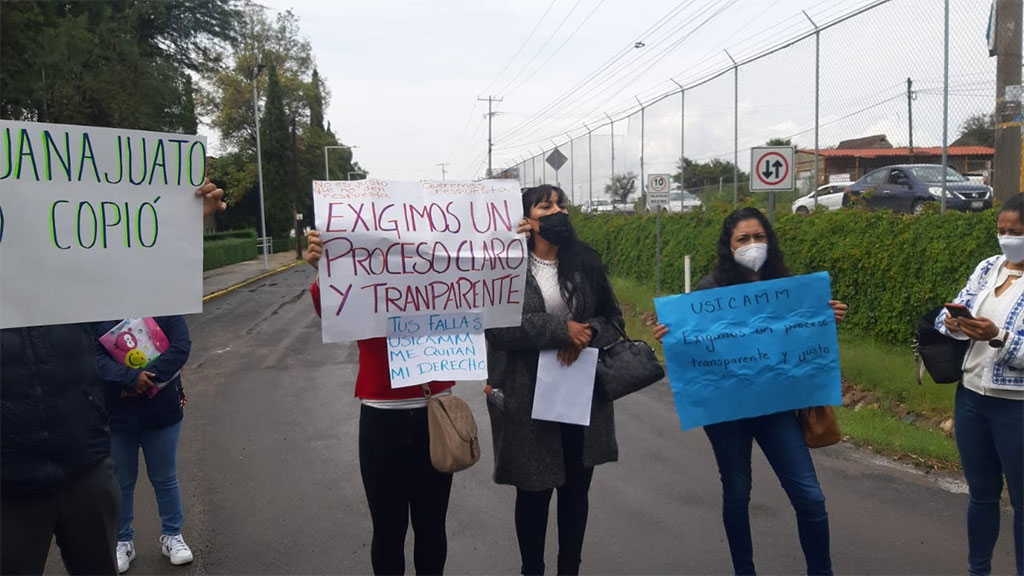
{"left": 422, "top": 385, "right": 481, "bottom": 473}
{"left": 798, "top": 406, "right": 841, "bottom": 448}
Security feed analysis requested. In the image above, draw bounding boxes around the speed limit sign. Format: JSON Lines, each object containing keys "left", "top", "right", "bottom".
{"left": 648, "top": 173, "right": 670, "bottom": 207}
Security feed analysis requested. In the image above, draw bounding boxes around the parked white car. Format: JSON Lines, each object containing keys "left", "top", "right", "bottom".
{"left": 669, "top": 189, "right": 703, "bottom": 213}
{"left": 791, "top": 183, "right": 849, "bottom": 214}
{"left": 649, "top": 189, "right": 703, "bottom": 213}
{"left": 581, "top": 199, "right": 615, "bottom": 214}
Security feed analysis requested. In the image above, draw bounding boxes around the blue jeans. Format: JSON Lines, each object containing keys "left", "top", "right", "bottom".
{"left": 955, "top": 384, "right": 1024, "bottom": 576}
{"left": 705, "top": 410, "right": 832, "bottom": 576}
{"left": 109, "top": 421, "right": 184, "bottom": 541}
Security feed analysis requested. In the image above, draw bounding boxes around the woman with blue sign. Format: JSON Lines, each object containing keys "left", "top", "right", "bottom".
{"left": 936, "top": 193, "right": 1023, "bottom": 576}
{"left": 485, "top": 184, "right": 623, "bottom": 576}
{"left": 654, "top": 206, "right": 847, "bottom": 576}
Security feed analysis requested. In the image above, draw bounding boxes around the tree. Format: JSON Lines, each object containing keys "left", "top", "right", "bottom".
{"left": 954, "top": 113, "right": 994, "bottom": 147}
{"left": 205, "top": 6, "right": 315, "bottom": 155}
{"left": 672, "top": 157, "right": 747, "bottom": 192}
{"left": 308, "top": 68, "right": 324, "bottom": 132}
{"left": 766, "top": 137, "right": 794, "bottom": 147}
{"left": 0, "top": 0, "right": 239, "bottom": 129}
{"left": 259, "top": 60, "right": 294, "bottom": 239}
{"left": 605, "top": 172, "right": 637, "bottom": 203}
{"left": 180, "top": 76, "right": 199, "bottom": 135}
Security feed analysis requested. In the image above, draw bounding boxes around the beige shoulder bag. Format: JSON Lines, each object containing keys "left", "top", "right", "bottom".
{"left": 422, "top": 385, "right": 481, "bottom": 473}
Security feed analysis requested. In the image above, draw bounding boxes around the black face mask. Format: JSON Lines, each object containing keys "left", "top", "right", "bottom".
{"left": 536, "top": 212, "right": 573, "bottom": 245}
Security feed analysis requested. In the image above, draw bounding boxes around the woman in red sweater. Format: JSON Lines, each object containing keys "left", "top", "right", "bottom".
{"left": 307, "top": 230, "right": 454, "bottom": 576}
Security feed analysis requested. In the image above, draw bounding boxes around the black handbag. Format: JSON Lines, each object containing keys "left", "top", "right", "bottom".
{"left": 595, "top": 323, "right": 666, "bottom": 401}
{"left": 913, "top": 306, "right": 969, "bottom": 384}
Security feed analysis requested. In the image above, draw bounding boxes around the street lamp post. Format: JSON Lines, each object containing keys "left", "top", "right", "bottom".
{"left": 252, "top": 63, "right": 269, "bottom": 270}
{"left": 324, "top": 145, "right": 358, "bottom": 180}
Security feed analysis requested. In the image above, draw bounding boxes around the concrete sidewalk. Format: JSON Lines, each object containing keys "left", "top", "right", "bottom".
{"left": 203, "top": 251, "right": 305, "bottom": 298}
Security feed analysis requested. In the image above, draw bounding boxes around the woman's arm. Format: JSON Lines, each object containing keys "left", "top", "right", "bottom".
{"left": 142, "top": 316, "right": 191, "bottom": 382}
{"left": 93, "top": 323, "right": 143, "bottom": 390}
{"left": 993, "top": 329, "right": 1024, "bottom": 370}
{"left": 936, "top": 257, "right": 1000, "bottom": 338}
{"left": 585, "top": 271, "right": 625, "bottom": 349}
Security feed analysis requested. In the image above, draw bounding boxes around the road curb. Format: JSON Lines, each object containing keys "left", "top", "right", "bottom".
{"left": 202, "top": 259, "right": 305, "bottom": 303}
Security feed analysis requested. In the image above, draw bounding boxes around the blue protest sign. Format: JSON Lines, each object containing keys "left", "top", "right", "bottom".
{"left": 654, "top": 272, "right": 841, "bottom": 430}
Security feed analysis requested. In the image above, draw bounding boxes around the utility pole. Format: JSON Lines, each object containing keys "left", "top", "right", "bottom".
{"left": 636, "top": 96, "right": 645, "bottom": 209}
{"left": 252, "top": 64, "right": 269, "bottom": 270}
{"left": 566, "top": 132, "right": 575, "bottom": 205}
{"left": 726, "top": 50, "right": 739, "bottom": 205}
{"left": 907, "top": 78, "right": 915, "bottom": 160}
{"left": 478, "top": 95, "right": 503, "bottom": 178}
{"left": 606, "top": 113, "right": 615, "bottom": 181}
{"left": 291, "top": 117, "right": 302, "bottom": 261}
{"left": 993, "top": 0, "right": 1022, "bottom": 201}
{"left": 436, "top": 163, "right": 448, "bottom": 181}
{"left": 671, "top": 79, "right": 685, "bottom": 195}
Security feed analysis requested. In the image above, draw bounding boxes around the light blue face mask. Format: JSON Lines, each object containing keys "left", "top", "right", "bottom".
{"left": 732, "top": 242, "right": 768, "bottom": 272}
{"left": 999, "top": 235, "right": 1024, "bottom": 265}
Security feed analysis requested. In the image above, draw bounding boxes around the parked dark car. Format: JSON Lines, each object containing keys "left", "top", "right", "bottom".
{"left": 846, "top": 164, "right": 992, "bottom": 214}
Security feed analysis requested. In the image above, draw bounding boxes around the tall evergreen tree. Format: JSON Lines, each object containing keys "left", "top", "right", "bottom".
{"left": 181, "top": 76, "right": 199, "bottom": 134}
{"left": 260, "top": 60, "right": 293, "bottom": 239}
{"left": 309, "top": 68, "right": 324, "bottom": 133}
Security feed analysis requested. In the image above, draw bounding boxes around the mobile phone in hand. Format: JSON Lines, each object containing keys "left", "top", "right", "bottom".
{"left": 945, "top": 303, "right": 974, "bottom": 319}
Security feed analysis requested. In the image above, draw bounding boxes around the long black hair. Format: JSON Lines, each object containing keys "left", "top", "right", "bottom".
{"left": 712, "top": 206, "right": 791, "bottom": 287}
{"left": 521, "top": 184, "right": 615, "bottom": 319}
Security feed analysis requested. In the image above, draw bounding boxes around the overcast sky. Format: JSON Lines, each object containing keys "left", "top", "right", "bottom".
{"left": 255, "top": 0, "right": 997, "bottom": 185}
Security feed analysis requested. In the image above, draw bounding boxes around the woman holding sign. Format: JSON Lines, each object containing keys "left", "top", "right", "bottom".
{"left": 936, "top": 193, "right": 1023, "bottom": 576}
{"left": 654, "top": 207, "right": 847, "bottom": 576}
{"left": 306, "top": 230, "right": 457, "bottom": 576}
{"left": 485, "top": 184, "right": 624, "bottom": 576}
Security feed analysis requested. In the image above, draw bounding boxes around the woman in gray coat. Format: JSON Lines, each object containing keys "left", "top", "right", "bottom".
{"left": 485, "top": 184, "right": 623, "bottom": 576}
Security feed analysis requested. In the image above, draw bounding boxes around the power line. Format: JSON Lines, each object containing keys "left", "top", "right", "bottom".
{"left": 481, "top": 0, "right": 560, "bottom": 96}
{"left": 498, "top": 0, "right": 719, "bottom": 149}
{"left": 496, "top": 0, "right": 586, "bottom": 97}
{"left": 496, "top": 0, "right": 701, "bottom": 143}
{"left": 502, "top": 0, "right": 607, "bottom": 99}
{"left": 499, "top": 0, "right": 891, "bottom": 158}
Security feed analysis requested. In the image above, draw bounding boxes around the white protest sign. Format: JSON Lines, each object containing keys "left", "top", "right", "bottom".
{"left": 385, "top": 311, "right": 487, "bottom": 387}
{"left": 0, "top": 120, "right": 206, "bottom": 328}
{"left": 313, "top": 179, "right": 528, "bottom": 342}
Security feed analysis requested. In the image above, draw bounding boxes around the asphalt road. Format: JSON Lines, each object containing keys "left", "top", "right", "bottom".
{"left": 49, "top": 265, "right": 1016, "bottom": 575}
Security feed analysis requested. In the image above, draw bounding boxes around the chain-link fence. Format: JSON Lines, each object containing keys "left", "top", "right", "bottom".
{"left": 499, "top": 0, "right": 1006, "bottom": 214}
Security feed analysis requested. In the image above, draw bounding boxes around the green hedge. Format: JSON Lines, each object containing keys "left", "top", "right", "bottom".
{"left": 204, "top": 228, "right": 257, "bottom": 242}
{"left": 267, "top": 235, "right": 306, "bottom": 254}
{"left": 574, "top": 203, "right": 999, "bottom": 345}
{"left": 203, "top": 237, "right": 257, "bottom": 271}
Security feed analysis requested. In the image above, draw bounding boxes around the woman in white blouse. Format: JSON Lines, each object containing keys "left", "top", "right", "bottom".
{"left": 484, "top": 185, "right": 623, "bottom": 576}
{"left": 937, "top": 193, "right": 1024, "bottom": 576}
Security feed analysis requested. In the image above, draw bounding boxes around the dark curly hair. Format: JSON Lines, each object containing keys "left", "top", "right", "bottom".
{"left": 521, "top": 184, "right": 615, "bottom": 319}
{"left": 712, "top": 207, "right": 791, "bottom": 287}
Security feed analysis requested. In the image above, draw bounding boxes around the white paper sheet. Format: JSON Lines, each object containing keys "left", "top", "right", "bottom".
{"left": 531, "top": 348, "right": 598, "bottom": 426}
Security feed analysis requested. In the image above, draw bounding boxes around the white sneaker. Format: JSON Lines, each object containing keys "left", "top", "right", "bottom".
{"left": 159, "top": 534, "right": 194, "bottom": 566}
{"left": 116, "top": 541, "right": 135, "bottom": 574}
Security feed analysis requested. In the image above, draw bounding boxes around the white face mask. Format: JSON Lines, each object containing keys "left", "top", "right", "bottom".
{"left": 999, "top": 235, "right": 1024, "bottom": 264}
{"left": 733, "top": 242, "right": 768, "bottom": 272}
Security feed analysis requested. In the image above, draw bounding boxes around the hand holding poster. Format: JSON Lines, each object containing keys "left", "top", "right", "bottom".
{"left": 312, "top": 179, "right": 527, "bottom": 342}
{"left": 0, "top": 120, "right": 206, "bottom": 328}
{"left": 654, "top": 272, "right": 841, "bottom": 430}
